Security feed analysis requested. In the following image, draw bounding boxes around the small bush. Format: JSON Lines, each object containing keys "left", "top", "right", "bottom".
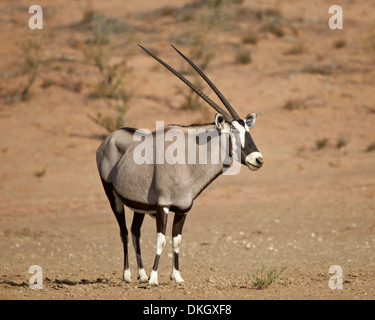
{"left": 89, "top": 98, "right": 128, "bottom": 133}
{"left": 249, "top": 265, "right": 288, "bottom": 290}
{"left": 254, "top": 8, "right": 281, "bottom": 21}
{"left": 283, "top": 98, "right": 305, "bottom": 111}
{"left": 83, "top": 23, "right": 131, "bottom": 100}
{"left": 366, "top": 141, "right": 375, "bottom": 152}
{"left": 336, "top": 136, "right": 349, "bottom": 149}
{"left": 285, "top": 44, "right": 305, "bottom": 55}
{"left": 262, "top": 19, "right": 284, "bottom": 37}
{"left": 242, "top": 34, "right": 258, "bottom": 45}
{"left": 7, "top": 37, "right": 44, "bottom": 102}
{"left": 316, "top": 138, "right": 329, "bottom": 150}
{"left": 303, "top": 64, "right": 333, "bottom": 75}
{"left": 235, "top": 49, "right": 252, "bottom": 64}
{"left": 333, "top": 39, "right": 346, "bottom": 49}
{"left": 73, "top": 8, "right": 131, "bottom": 34}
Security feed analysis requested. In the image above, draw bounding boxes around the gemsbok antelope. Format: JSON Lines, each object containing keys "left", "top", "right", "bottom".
{"left": 96, "top": 44, "right": 264, "bottom": 285}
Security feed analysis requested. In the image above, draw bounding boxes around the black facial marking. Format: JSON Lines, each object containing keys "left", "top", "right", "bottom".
{"left": 231, "top": 119, "right": 259, "bottom": 164}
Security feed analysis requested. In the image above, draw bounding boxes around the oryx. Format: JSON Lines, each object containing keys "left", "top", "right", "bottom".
{"left": 96, "top": 44, "right": 264, "bottom": 285}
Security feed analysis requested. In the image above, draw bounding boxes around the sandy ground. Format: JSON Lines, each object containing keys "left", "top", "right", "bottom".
{"left": 1, "top": 0, "right": 375, "bottom": 300}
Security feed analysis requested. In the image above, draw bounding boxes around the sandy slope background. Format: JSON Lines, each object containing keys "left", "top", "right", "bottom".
{"left": 0, "top": 0, "right": 374, "bottom": 300}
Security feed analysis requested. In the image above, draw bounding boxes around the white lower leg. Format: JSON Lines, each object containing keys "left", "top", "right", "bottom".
{"left": 171, "top": 234, "right": 184, "bottom": 283}
{"left": 148, "top": 232, "right": 166, "bottom": 285}
{"left": 156, "top": 232, "right": 166, "bottom": 255}
{"left": 148, "top": 270, "right": 158, "bottom": 285}
{"left": 123, "top": 268, "right": 131, "bottom": 283}
{"left": 121, "top": 233, "right": 131, "bottom": 283}
{"left": 171, "top": 266, "right": 184, "bottom": 283}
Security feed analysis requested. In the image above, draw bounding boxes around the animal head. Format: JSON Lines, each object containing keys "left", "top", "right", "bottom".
{"left": 215, "top": 113, "right": 263, "bottom": 171}
{"left": 139, "top": 44, "right": 263, "bottom": 171}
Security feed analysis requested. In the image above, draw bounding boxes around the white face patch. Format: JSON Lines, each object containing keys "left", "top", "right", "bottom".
{"left": 231, "top": 121, "right": 247, "bottom": 148}
{"left": 229, "top": 120, "right": 247, "bottom": 163}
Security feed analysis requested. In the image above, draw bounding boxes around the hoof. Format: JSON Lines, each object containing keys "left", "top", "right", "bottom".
{"left": 170, "top": 270, "right": 184, "bottom": 283}
{"left": 123, "top": 269, "right": 131, "bottom": 283}
{"left": 148, "top": 270, "right": 158, "bottom": 286}
{"left": 137, "top": 268, "right": 148, "bottom": 283}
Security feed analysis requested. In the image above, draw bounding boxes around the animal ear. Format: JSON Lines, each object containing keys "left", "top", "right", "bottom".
{"left": 215, "top": 113, "right": 226, "bottom": 130}
{"left": 245, "top": 113, "right": 257, "bottom": 129}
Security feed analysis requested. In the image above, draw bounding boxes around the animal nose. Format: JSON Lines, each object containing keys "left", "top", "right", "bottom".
{"left": 246, "top": 152, "right": 263, "bottom": 171}
{"left": 256, "top": 156, "right": 264, "bottom": 167}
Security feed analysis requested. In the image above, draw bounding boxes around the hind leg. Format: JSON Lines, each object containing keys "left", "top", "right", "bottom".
{"left": 171, "top": 213, "right": 187, "bottom": 283}
{"left": 131, "top": 212, "right": 148, "bottom": 283}
{"left": 101, "top": 179, "right": 131, "bottom": 282}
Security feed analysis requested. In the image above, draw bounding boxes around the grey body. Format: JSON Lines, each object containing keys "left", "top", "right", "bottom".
{"left": 97, "top": 124, "right": 225, "bottom": 213}
{"left": 96, "top": 45, "right": 264, "bottom": 285}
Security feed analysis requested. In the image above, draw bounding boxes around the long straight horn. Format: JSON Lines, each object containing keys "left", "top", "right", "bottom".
{"left": 138, "top": 44, "right": 233, "bottom": 123}
{"left": 170, "top": 44, "right": 240, "bottom": 120}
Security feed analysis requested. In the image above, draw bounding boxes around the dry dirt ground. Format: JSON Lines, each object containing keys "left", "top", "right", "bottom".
{"left": 1, "top": 0, "right": 375, "bottom": 300}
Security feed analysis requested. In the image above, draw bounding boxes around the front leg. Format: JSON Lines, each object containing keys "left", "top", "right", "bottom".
{"left": 149, "top": 206, "right": 169, "bottom": 286}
